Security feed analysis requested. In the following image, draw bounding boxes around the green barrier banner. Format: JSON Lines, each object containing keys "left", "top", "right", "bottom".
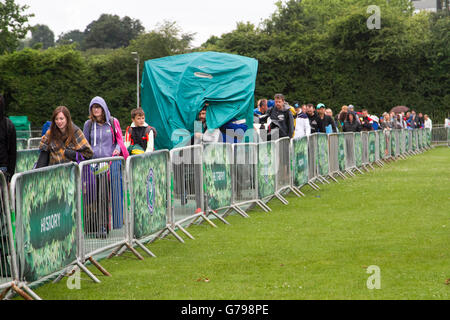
{"left": 399, "top": 130, "right": 405, "bottom": 155}
{"left": 412, "top": 130, "right": 417, "bottom": 151}
{"left": 131, "top": 152, "right": 168, "bottom": 240}
{"left": 16, "top": 139, "right": 27, "bottom": 151}
{"left": 258, "top": 142, "right": 276, "bottom": 199}
{"left": 405, "top": 130, "right": 410, "bottom": 152}
{"left": 15, "top": 164, "right": 77, "bottom": 283}
{"left": 391, "top": 130, "right": 397, "bottom": 156}
{"left": 354, "top": 133, "right": 362, "bottom": 167}
{"left": 338, "top": 134, "right": 346, "bottom": 171}
{"left": 379, "top": 131, "right": 386, "bottom": 159}
{"left": 368, "top": 132, "right": 376, "bottom": 163}
{"left": 16, "top": 149, "right": 40, "bottom": 174}
{"left": 203, "top": 144, "right": 232, "bottom": 211}
{"left": 317, "top": 134, "right": 329, "bottom": 176}
{"left": 292, "top": 137, "right": 308, "bottom": 187}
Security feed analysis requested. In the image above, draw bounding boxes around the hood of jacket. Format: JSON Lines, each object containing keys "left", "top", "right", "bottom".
{"left": 89, "top": 96, "right": 112, "bottom": 125}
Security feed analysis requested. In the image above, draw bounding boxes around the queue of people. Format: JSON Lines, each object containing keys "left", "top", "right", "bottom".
{"left": 253, "top": 96, "right": 434, "bottom": 140}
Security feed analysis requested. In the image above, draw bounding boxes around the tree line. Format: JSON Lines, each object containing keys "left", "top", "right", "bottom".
{"left": 0, "top": 0, "right": 449, "bottom": 130}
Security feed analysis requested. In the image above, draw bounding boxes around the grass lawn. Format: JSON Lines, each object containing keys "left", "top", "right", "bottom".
{"left": 32, "top": 147, "right": 450, "bottom": 300}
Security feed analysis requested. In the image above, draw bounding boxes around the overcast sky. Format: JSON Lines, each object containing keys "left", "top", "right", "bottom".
{"left": 15, "top": 0, "right": 279, "bottom": 47}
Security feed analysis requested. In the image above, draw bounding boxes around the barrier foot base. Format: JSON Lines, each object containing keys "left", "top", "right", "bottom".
{"left": 20, "top": 283, "right": 41, "bottom": 301}
{"left": 11, "top": 283, "right": 34, "bottom": 300}
{"left": 208, "top": 210, "right": 231, "bottom": 225}
{"left": 134, "top": 240, "right": 157, "bottom": 258}
{"left": 232, "top": 205, "right": 251, "bottom": 217}
{"left": 123, "top": 242, "right": 145, "bottom": 260}
{"left": 338, "top": 171, "right": 347, "bottom": 180}
{"left": 308, "top": 181, "right": 320, "bottom": 191}
{"left": 0, "top": 286, "right": 12, "bottom": 300}
{"left": 166, "top": 225, "right": 185, "bottom": 243}
{"left": 328, "top": 174, "right": 339, "bottom": 183}
{"left": 87, "top": 256, "right": 111, "bottom": 277}
{"left": 275, "top": 192, "right": 289, "bottom": 205}
{"left": 175, "top": 223, "right": 196, "bottom": 240}
{"left": 77, "top": 260, "right": 101, "bottom": 283}
{"left": 292, "top": 186, "right": 306, "bottom": 197}
{"left": 256, "top": 201, "right": 272, "bottom": 212}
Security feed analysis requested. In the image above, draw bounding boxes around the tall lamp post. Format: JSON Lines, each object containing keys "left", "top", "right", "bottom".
{"left": 131, "top": 52, "right": 140, "bottom": 109}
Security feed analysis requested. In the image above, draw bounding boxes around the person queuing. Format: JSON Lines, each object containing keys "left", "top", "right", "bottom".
{"left": 294, "top": 104, "right": 311, "bottom": 139}
{"left": 267, "top": 93, "right": 294, "bottom": 139}
{"left": 316, "top": 103, "right": 337, "bottom": 133}
{"left": 37, "top": 106, "right": 93, "bottom": 168}
{"left": 343, "top": 112, "right": 361, "bottom": 132}
{"left": 83, "top": 96, "right": 129, "bottom": 160}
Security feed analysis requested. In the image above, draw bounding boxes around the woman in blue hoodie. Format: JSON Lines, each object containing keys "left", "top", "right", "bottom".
{"left": 82, "top": 96, "right": 128, "bottom": 238}
{"left": 83, "top": 96, "right": 128, "bottom": 159}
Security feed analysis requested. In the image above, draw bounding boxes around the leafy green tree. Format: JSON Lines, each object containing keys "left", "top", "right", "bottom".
{"left": 83, "top": 14, "right": 145, "bottom": 50}
{"left": 30, "top": 24, "right": 55, "bottom": 49}
{"left": 56, "top": 29, "right": 85, "bottom": 47}
{"left": 0, "top": 0, "right": 34, "bottom": 54}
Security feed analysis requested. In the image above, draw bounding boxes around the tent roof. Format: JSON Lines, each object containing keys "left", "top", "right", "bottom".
{"left": 141, "top": 51, "right": 258, "bottom": 150}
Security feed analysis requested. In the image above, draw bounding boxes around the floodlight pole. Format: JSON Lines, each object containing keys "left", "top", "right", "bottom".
{"left": 131, "top": 52, "right": 140, "bottom": 108}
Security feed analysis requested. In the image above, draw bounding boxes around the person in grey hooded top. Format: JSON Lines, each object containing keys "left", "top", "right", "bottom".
{"left": 83, "top": 96, "right": 125, "bottom": 159}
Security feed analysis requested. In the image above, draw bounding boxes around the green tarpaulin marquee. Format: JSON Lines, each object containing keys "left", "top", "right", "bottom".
{"left": 141, "top": 51, "right": 258, "bottom": 150}
{"left": 9, "top": 115, "right": 31, "bottom": 139}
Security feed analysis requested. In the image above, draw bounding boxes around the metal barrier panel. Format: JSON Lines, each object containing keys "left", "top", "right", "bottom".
{"left": 16, "top": 139, "right": 28, "bottom": 151}
{"left": 395, "top": 130, "right": 401, "bottom": 157}
{"left": 80, "top": 157, "right": 128, "bottom": 260}
{"left": 431, "top": 127, "right": 448, "bottom": 145}
{"left": 27, "top": 138, "right": 42, "bottom": 150}
{"left": 379, "top": 130, "right": 386, "bottom": 160}
{"left": 16, "top": 149, "right": 40, "bottom": 174}
{"left": 374, "top": 131, "right": 380, "bottom": 162}
{"left": 127, "top": 150, "right": 170, "bottom": 241}
{"left": 275, "top": 137, "right": 291, "bottom": 193}
{"left": 384, "top": 130, "right": 391, "bottom": 158}
{"left": 368, "top": 132, "right": 376, "bottom": 164}
{"left": 328, "top": 134, "right": 339, "bottom": 174}
{"left": 405, "top": 129, "right": 410, "bottom": 153}
{"left": 11, "top": 163, "right": 79, "bottom": 283}
{"left": 338, "top": 133, "right": 346, "bottom": 172}
{"left": 344, "top": 133, "right": 356, "bottom": 170}
{"left": 361, "top": 132, "right": 369, "bottom": 166}
{"left": 203, "top": 143, "right": 233, "bottom": 211}
{"left": 233, "top": 143, "right": 258, "bottom": 205}
{"left": 401, "top": 129, "right": 407, "bottom": 155}
{"left": 170, "top": 145, "right": 204, "bottom": 225}
{"left": 291, "top": 137, "right": 309, "bottom": 187}
{"left": 354, "top": 132, "right": 363, "bottom": 167}
{"left": 390, "top": 130, "right": 397, "bottom": 157}
{"left": 317, "top": 133, "right": 329, "bottom": 177}
{"left": 258, "top": 141, "right": 276, "bottom": 201}
{"left": 1, "top": 172, "right": 19, "bottom": 292}
{"left": 447, "top": 127, "right": 450, "bottom": 146}
{"left": 308, "top": 134, "right": 318, "bottom": 181}
{"left": 426, "top": 128, "right": 431, "bottom": 147}
{"left": 412, "top": 129, "right": 417, "bottom": 151}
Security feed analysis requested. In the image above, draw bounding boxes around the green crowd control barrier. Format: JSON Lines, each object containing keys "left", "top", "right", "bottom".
{"left": 10, "top": 163, "right": 80, "bottom": 298}
{"left": 317, "top": 133, "right": 329, "bottom": 179}
{"left": 338, "top": 133, "right": 346, "bottom": 173}
{"left": 257, "top": 141, "right": 276, "bottom": 202}
{"left": 127, "top": 151, "right": 170, "bottom": 255}
{"left": 3, "top": 128, "right": 435, "bottom": 299}
{"left": 354, "top": 132, "right": 363, "bottom": 168}
{"left": 368, "top": 131, "right": 376, "bottom": 164}
{"left": 16, "top": 149, "right": 40, "bottom": 174}
{"left": 291, "top": 136, "right": 309, "bottom": 191}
